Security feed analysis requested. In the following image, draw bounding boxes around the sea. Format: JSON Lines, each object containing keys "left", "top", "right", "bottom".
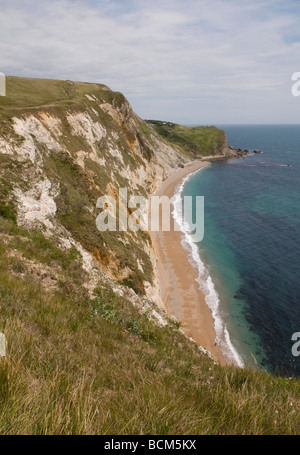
{"left": 175, "top": 125, "right": 300, "bottom": 377}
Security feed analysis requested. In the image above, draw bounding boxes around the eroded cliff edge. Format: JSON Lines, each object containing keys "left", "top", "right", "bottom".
{"left": 0, "top": 76, "right": 240, "bottom": 312}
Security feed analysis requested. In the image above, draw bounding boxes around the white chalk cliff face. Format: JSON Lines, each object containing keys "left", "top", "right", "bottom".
{"left": 0, "top": 80, "right": 185, "bottom": 309}
{"left": 13, "top": 177, "right": 59, "bottom": 230}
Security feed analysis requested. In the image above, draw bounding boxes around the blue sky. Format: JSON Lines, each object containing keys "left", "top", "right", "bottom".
{"left": 1, "top": 0, "right": 300, "bottom": 123}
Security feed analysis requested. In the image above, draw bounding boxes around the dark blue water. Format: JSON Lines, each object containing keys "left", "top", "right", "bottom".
{"left": 183, "top": 125, "right": 300, "bottom": 376}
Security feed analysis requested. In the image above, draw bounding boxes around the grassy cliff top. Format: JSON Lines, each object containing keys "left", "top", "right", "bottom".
{"left": 146, "top": 119, "right": 226, "bottom": 157}
{"left": 0, "top": 77, "right": 226, "bottom": 158}
{"left": 0, "top": 76, "right": 125, "bottom": 112}
{"left": 0, "top": 77, "right": 227, "bottom": 158}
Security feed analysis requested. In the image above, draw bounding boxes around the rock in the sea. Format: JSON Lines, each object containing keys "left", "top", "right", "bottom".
{"left": 253, "top": 149, "right": 261, "bottom": 154}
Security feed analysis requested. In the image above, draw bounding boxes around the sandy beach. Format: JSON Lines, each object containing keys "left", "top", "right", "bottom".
{"left": 151, "top": 160, "right": 227, "bottom": 365}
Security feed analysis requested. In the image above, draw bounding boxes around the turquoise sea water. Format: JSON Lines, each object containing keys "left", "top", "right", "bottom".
{"left": 180, "top": 125, "right": 300, "bottom": 376}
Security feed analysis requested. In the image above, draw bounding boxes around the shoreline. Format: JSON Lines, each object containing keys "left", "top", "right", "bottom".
{"left": 150, "top": 160, "right": 227, "bottom": 365}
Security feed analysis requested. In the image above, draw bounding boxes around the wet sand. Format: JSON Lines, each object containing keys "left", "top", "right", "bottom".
{"left": 150, "top": 160, "right": 226, "bottom": 365}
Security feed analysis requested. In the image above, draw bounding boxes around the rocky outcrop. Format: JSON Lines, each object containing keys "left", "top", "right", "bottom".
{"left": 226, "top": 145, "right": 249, "bottom": 158}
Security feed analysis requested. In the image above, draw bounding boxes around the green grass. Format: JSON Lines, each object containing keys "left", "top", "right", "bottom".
{"left": 146, "top": 120, "right": 226, "bottom": 157}
{"left": 0, "top": 77, "right": 108, "bottom": 110}
{"left": 0, "top": 225, "right": 299, "bottom": 434}
{"left": 0, "top": 76, "right": 130, "bottom": 116}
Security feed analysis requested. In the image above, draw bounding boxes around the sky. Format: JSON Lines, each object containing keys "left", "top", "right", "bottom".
{"left": 1, "top": 0, "right": 300, "bottom": 124}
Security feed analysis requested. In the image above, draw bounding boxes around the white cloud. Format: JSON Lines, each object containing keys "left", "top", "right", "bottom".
{"left": 0, "top": 0, "right": 300, "bottom": 123}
